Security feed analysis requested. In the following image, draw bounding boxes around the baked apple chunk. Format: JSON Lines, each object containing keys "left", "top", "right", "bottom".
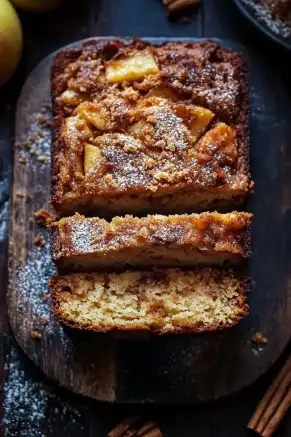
{"left": 105, "top": 50, "right": 159, "bottom": 83}
{"left": 84, "top": 144, "right": 102, "bottom": 175}
{"left": 76, "top": 102, "right": 109, "bottom": 130}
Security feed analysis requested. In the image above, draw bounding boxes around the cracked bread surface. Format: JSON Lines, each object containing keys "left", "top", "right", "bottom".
{"left": 50, "top": 212, "right": 252, "bottom": 273}
{"left": 51, "top": 38, "right": 250, "bottom": 217}
{"left": 49, "top": 268, "right": 249, "bottom": 334}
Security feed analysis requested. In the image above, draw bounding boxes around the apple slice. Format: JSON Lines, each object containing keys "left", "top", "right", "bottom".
{"left": 58, "top": 89, "right": 85, "bottom": 107}
{"left": 76, "top": 102, "right": 108, "bottom": 130}
{"left": 128, "top": 120, "right": 152, "bottom": 137}
{"left": 188, "top": 107, "right": 215, "bottom": 142}
{"left": 84, "top": 143, "right": 102, "bottom": 175}
{"left": 105, "top": 50, "right": 159, "bottom": 84}
{"left": 145, "top": 87, "right": 178, "bottom": 101}
{"left": 61, "top": 116, "right": 92, "bottom": 150}
{"left": 193, "top": 123, "right": 237, "bottom": 165}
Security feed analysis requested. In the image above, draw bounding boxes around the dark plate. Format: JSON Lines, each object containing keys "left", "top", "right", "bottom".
{"left": 234, "top": 0, "right": 291, "bottom": 51}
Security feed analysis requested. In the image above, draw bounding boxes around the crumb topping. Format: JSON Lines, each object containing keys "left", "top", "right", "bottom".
{"left": 52, "top": 40, "right": 249, "bottom": 203}
{"left": 51, "top": 212, "right": 251, "bottom": 258}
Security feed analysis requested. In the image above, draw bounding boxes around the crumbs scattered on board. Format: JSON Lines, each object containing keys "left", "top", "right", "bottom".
{"left": 33, "top": 234, "right": 46, "bottom": 247}
{"left": 3, "top": 344, "right": 84, "bottom": 437}
{"left": 34, "top": 209, "right": 56, "bottom": 227}
{"left": 241, "top": 0, "right": 291, "bottom": 38}
{"left": 31, "top": 329, "right": 42, "bottom": 339}
{"left": 12, "top": 243, "right": 74, "bottom": 353}
{"left": 16, "top": 103, "right": 52, "bottom": 166}
{"left": 251, "top": 332, "right": 268, "bottom": 345}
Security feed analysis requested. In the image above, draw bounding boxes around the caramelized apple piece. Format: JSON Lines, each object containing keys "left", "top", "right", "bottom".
{"left": 76, "top": 102, "right": 108, "bottom": 130}
{"left": 129, "top": 120, "right": 152, "bottom": 137}
{"left": 189, "top": 107, "right": 215, "bottom": 142}
{"left": 57, "top": 89, "right": 85, "bottom": 107}
{"left": 146, "top": 87, "right": 178, "bottom": 101}
{"left": 61, "top": 116, "right": 92, "bottom": 150}
{"left": 84, "top": 143, "right": 102, "bottom": 175}
{"left": 105, "top": 50, "right": 159, "bottom": 83}
{"left": 193, "top": 123, "right": 237, "bottom": 165}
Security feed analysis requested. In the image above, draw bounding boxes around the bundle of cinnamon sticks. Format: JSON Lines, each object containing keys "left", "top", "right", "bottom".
{"left": 108, "top": 416, "right": 163, "bottom": 437}
{"left": 248, "top": 355, "right": 291, "bottom": 437}
{"left": 162, "top": 0, "right": 200, "bottom": 15}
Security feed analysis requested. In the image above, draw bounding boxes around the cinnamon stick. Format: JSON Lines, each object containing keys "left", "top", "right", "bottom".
{"left": 123, "top": 428, "right": 139, "bottom": 437}
{"left": 108, "top": 418, "right": 163, "bottom": 437}
{"left": 136, "top": 422, "right": 156, "bottom": 436}
{"left": 142, "top": 429, "right": 163, "bottom": 437}
{"left": 262, "top": 387, "right": 291, "bottom": 437}
{"left": 248, "top": 356, "right": 291, "bottom": 437}
{"left": 168, "top": 0, "right": 200, "bottom": 13}
{"left": 108, "top": 415, "right": 141, "bottom": 437}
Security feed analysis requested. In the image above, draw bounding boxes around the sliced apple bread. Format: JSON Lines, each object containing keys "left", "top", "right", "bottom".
{"left": 49, "top": 268, "right": 249, "bottom": 334}
{"left": 50, "top": 212, "right": 252, "bottom": 273}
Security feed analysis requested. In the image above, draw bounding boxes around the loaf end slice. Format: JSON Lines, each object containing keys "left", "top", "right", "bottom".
{"left": 49, "top": 268, "right": 249, "bottom": 334}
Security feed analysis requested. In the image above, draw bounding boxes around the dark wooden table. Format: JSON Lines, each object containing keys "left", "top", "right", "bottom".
{"left": 1, "top": 1, "right": 291, "bottom": 436}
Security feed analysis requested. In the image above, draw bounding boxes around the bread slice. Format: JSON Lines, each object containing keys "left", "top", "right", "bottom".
{"left": 50, "top": 212, "right": 252, "bottom": 273}
{"left": 51, "top": 39, "right": 251, "bottom": 217}
{"left": 49, "top": 268, "right": 249, "bottom": 334}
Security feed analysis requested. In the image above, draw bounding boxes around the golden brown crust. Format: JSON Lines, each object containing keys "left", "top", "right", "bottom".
{"left": 49, "top": 268, "right": 250, "bottom": 334}
{"left": 51, "top": 39, "right": 251, "bottom": 217}
{"left": 50, "top": 212, "right": 252, "bottom": 272}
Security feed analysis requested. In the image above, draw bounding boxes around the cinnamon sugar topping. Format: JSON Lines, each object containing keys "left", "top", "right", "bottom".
{"left": 51, "top": 40, "right": 250, "bottom": 216}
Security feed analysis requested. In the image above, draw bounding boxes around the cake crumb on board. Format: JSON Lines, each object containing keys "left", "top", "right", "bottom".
{"left": 31, "top": 329, "right": 42, "bottom": 339}
{"left": 33, "top": 234, "right": 46, "bottom": 247}
{"left": 251, "top": 332, "right": 268, "bottom": 344}
{"left": 34, "top": 209, "right": 56, "bottom": 227}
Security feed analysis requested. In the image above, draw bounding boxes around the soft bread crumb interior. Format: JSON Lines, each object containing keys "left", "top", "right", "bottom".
{"left": 52, "top": 269, "right": 248, "bottom": 332}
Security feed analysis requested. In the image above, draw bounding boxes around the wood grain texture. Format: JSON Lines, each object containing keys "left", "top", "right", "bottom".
{"left": 7, "top": 36, "right": 291, "bottom": 404}
{"left": 8, "top": 53, "right": 116, "bottom": 403}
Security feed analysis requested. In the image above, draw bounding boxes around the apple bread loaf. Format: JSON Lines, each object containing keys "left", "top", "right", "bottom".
{"left": 49, "top": 268, "right": 249, "bottom": 334}
{"left": 50, "top": 212, "right": 252, "bottom": 273}
{"left": 51, "top": 39, "right": 251, "bottom": 217}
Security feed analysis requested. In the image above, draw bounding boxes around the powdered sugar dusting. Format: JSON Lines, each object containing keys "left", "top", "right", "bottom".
{"left": 4, "top": 344, "right": 83, "bottom": 437}
{"left": 0, "top": 200, "right": 9, "bottom": 241}
{"left": 4, "top": 348, "right": 48, "bottom": 437}
{"left": 14, "top": 244, "right": 54, "bottom": 319}
{"left": 12, "top": 241, "right": 73, "bottom": 352}
{"left": 70, "top": 219, "right": 101, "bottom": 254}
{"left": 241, "top": 0, "right": 291, "bottom": 38}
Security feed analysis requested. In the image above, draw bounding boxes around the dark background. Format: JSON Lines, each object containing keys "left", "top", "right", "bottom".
{"left": 1, "top": 0, "right": 291, "bottom": 435}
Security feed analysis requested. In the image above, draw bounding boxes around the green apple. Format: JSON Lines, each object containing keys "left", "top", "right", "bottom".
{"left": 0, "top": 0, "right": 22, "bottom": 87}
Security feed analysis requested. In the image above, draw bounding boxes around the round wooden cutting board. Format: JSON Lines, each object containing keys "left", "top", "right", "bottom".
{"left": 7, "top": 38, "right": 291, "bottom": 403}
